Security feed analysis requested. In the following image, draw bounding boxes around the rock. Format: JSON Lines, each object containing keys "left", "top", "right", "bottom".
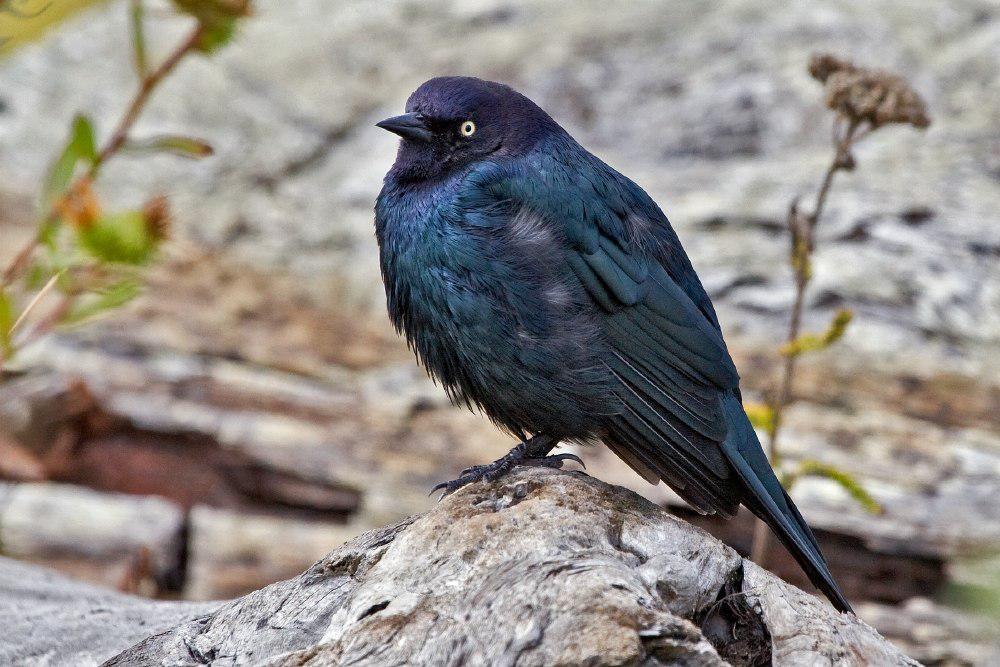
{"left": 98, "top": 469, "right": 913, "bottom": 666}
{"left": 0, "top": 434, "right": 45, "bottom": 481}
{"left": 0, "top": 556, "right": 214, "bottom": 667}
{"left": 0, "top": 482, "right": 185, "bottom": 593}
{"left": 858, "top": 598, "right": 1000, "bottom": 666}
{"left": 183, "top": 505, "right": 361, "bottom": 601}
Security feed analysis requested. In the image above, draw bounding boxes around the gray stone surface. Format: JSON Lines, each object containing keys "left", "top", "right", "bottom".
{"left": 859, "top": 597, "right": 1000, "bottom": 666}
{"left": 183, "top": 504, "right": 361, "bottom": 601}
{"left": 0, "top": 556, "right": 214, "bottom": 666}
{"left": 101, "top": 469, "right": 913, "bottom": 667}
{"left": 0, "top": 482, "right": 185, "bottom": 589}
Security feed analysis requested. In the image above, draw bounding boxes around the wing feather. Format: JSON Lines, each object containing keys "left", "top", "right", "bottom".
{"left": 477, "top": 155, "right": 741, "bottom": 515}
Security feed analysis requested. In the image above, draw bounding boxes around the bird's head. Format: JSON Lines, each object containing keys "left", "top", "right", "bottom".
{"left": 377, "top": 76, "right": 558, "bottom": 183}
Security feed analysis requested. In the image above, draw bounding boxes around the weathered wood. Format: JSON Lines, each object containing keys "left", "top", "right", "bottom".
{"left": 100, "top": 469, "right": 914, "bottom": 666}
{"left": 3, "top": 361, "right": 996, "bottom": 639}
{"left": 0, "top": 370, "right": 362, "bottom": 525}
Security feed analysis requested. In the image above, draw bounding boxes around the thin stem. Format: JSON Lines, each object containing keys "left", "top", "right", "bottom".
{"left": 0, "top": 19, "right": 203, "bottom": 372}
{"left": 90, "top": 23, "right": 204, "bottom": 174}
{"left": 129, "top": 0, "right": 148, "bottom": 78}
{"left": 9, "top": 272, "right": 61, "bottom": 336}
{"left": 750, "top": 117, "right": 861, "bottom": 565}
{"left": 1, "top": 240, "right": 38, "bottom": 286}
{"left": 771, "top": 118, "right": 859, "bottom": 433}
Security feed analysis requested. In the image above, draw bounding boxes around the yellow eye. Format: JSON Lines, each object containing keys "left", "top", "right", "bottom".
{"left": 460, "top": 120, "right": 476, "bottom": 136}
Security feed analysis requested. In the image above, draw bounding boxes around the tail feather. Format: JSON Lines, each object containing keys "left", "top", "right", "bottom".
{"left": 720, "top": 393, "right": 853, "bottom": 614}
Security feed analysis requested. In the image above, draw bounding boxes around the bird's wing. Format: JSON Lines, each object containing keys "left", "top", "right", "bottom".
{"left": 469, "top": 153, "right": 742, "bottom": 515}
{"left": 467, "top": 152, "right": 853, "bottom": 612}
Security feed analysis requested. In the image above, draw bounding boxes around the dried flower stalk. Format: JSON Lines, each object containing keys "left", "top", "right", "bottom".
{"left": 750, "top": 54, "right": 929, "bottom": 565}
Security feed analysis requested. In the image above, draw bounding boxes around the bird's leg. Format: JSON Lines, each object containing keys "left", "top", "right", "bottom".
{"left": 431, "top": 434, "right": 584, "bottom": 497}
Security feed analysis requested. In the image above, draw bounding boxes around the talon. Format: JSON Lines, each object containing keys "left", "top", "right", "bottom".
{"left": 430, "top": 435, "right": 561, "bottom": 497}
{"left": 555, "top": 452, "right": 586, "bottom": 469}
{"left": 429, "top": 481, "right": 452, "bottom": 498}
{"left": 521, "top": 452, "right": 586, "bottom": 470}
{"left": 429, "top": 468, "right": 489, "bottom": 498}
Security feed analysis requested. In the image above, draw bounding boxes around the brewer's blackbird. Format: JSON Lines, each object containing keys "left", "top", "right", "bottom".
{"left": 375, "top": 76, "right": 852, "bottom": 613}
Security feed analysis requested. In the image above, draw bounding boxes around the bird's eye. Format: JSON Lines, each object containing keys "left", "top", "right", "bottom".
{"left": 459, "top": 120, "right": 476, "bottom": 137}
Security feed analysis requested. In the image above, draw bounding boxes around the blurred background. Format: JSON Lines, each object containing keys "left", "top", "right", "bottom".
{"left": 0, "top": 1, "right": 998, "bottom": 663}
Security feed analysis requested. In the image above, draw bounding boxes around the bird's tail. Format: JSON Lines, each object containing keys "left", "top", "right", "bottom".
{"left": 719, "top": 392, "right": 853, "bottom": 614}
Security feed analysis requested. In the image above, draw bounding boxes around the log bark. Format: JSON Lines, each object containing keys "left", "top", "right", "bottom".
{"left": 60, "top": 469, "right": 916, "bottom": 666}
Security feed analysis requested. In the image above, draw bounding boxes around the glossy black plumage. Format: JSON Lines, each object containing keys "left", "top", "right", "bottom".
{"left": 375, "top": 76, "right": 852, "bottom": 613}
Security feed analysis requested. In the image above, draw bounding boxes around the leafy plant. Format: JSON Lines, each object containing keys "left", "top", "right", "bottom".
{"left": 748, "top": 54, "right": 930, "bottom": 562}
{"left": 0, "top": 0, "right": 252, "bottom": 372}
{"left": 0, "top": 0, "right": 108, "bottom": 55}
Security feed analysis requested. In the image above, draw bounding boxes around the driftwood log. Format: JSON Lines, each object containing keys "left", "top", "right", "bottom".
{"left": 2, "top": 468, "right": 914, "bottom": 666}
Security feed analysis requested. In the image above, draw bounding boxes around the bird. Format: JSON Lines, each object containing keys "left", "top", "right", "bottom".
{"left": 374, "top": 76, "right": 853, "bottom": 614}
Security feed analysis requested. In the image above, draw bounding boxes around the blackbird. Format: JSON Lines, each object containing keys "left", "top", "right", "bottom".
{"left": 375, "top": 76, "right": 852, "bottom": 613}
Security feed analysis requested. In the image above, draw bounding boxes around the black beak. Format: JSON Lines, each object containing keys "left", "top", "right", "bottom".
{"left": 376, "top": 112, "right": 433, "bottom": 142}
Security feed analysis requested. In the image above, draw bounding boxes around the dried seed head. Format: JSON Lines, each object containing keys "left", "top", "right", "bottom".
{"left": 57, "top": 179, "right": 101, "bottom": 230}
{"left": 809, "top": 54, "right": 930, "bottom": 129}
{"left": 142, "top": 194, "right": 171, "bottom": 241}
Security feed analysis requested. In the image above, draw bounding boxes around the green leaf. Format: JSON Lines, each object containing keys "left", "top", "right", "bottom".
{"left": 43, "top": 115, "right": 97, "bottom": 206}
{"left": 171, "top": 0, "right": 250, "bottom": 53}
{"left": 780, "top": 309, "right": 854, "bottom": 357}
{"left": 789, "top": 460, "right": 882, "bottom": 514}
{"left": 0, "top": 0, "right": 110, "bottom": 57}
{"left": 943, "top": 555, "right": 1000, "bottom": 619}
{"left": 63, "top": 280, "right": 142, "bottom": 325}
{"left": 0, "top": 287, "right": 15, "bottom": 359}
{"left": 196, "top": 17, "right": 237, "bottom": 53}
{"left": 171, "top": 0, "right": 250, "bottom": 22}
{"left": 127, "top": 135, "right": 214, "bottom": 158}
{"left": 77, "top": 210, "right": 160, "bottom": 265}
{"left": 943, "top": 581, "right": 1000, "bottom": 620}
{"left": 37, "top": 216, "right": 63, "bottom": 252}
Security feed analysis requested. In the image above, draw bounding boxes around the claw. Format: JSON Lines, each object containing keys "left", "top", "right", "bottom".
{"left": 521, "top": 452, "right": 586, "bottom": 470}
{"left": 429, "top": 437, "right": 573, "bottom": 498}
{"left": 557, "top": 452, "right": 586, "bottom": 469}
{"left": 429, "top": 477, "right": 472, "bottom": 498}
{"left": 429, "top": 467, "right": 492, "bottom": 499}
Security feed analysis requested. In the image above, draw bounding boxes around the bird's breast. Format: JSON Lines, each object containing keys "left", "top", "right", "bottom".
{"left": 375, "top": 177, "right": 616, "bottom": 438}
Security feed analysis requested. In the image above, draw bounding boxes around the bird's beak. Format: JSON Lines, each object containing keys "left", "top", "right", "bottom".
{"left": 376, "top": 112, "right": 433, "bottom": 142}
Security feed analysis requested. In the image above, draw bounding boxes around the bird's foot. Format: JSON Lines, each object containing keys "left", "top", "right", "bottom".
{"left": 430, "top": 437, "right": 583, "bottom": 497}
